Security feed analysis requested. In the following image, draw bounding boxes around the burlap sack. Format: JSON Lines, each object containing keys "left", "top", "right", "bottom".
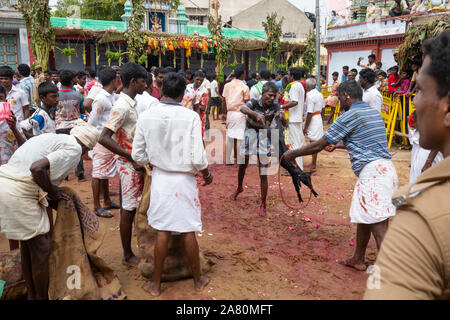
{"left": 135, "top": 168, "right": 214, "bottom": 281}
{"left": 48, "top": 187, "right": 125, "bottom": 300}
{"left": 0, "top": 250, "right": 26, "bottom": 300}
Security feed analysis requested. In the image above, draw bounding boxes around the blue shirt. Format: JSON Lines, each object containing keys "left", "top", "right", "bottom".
{"left": 276, "top": 80, "right": 283, "bottom": 91}
{"left": 323, "top": 101, "right": 391, "bottom": 177}
{"left": 341, "top": 74, "right": 349, "bottom": 83}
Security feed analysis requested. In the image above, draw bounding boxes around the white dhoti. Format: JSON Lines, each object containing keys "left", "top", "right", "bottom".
{"left": 288, "top": 122, "right": 305, "bottom": 170}
{"left": 92, "top": 143, "right": 117, "bottom": 179}
{"left": 305, "top": 115, "right": 324, "bottom": 142}
{"left": 0, "top": 166, "right": 49, "bottom": 240}
{"left": 148, "top": 167, "right": 202, "bottom": 233}
{"left": 349, "top": 159, "right": 398, "bottom": 224}
{"left": 226, "top": 111, "right": 246, "bottom": 140}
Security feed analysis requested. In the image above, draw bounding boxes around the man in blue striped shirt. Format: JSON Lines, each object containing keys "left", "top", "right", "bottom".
{"left": 284, "top": 80, "right": 398, "bottom": 272}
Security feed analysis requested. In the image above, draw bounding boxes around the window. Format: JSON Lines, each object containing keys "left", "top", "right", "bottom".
{"left": 0, "top": 35, "right": 18, "bottom": 70}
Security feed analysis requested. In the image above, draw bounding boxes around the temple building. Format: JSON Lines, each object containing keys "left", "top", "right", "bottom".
{"left": 322, "top": 0, "right": 450, "bottom": 85}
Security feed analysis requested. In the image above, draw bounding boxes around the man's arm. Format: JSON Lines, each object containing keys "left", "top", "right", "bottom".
{"left": 303, "top": 113, "right": 313, "bottom": 135}
{"left": 99, "top": 127, "right": 132, "bottom": 162}
{"left": 131, "top": 119, "right": 150, "bottom": 167}
{"left": 6, "top": 113, "right": 27, "bottom": 146}
{"left": 83, "top": 98, "right": 94, "bottom": 113}
{"left": 30, "top": 158, "right": 60, "bottom": 202}
{"left": 282, "top": 100, "right": 298, "bottom": 110}
{"left": 283, "top": 137, "right": 330, "bottom": 162}
{"left": 240, "top": 105, "right": 265, "bottom": 127}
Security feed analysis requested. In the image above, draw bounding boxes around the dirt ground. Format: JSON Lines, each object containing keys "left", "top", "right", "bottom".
{"left": 0, "top": 119, "right": 411, "bottom": 300}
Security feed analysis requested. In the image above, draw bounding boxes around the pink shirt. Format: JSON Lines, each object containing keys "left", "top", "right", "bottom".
{"left": 222, "top": 79, "right": 250, "bottom": 112}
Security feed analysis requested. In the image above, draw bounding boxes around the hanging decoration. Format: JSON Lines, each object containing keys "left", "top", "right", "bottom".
{"left": 96, "top": 42, "right": 100, "bottom": 65}
{"left": 82, "top": 42, "right": 86, "bottom": 65}
{"left": 201, "top": 53, "right": 204, "bottom": 69}
{"left": 58, "top": 41, "right": 76, "bottom": 64}
{"left": 173, "top": 50, "right": 177, "bottom": 68}
{"left": 241, "top": 51, "right": 244, "bottom": 64}
{"left": 158, "top": 53, "right": 162, "bottom": 67}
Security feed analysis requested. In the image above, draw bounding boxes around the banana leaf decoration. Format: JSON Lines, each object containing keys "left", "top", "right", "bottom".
{"left": 173, "top": 50, "right": 177, "bottom": 68}
{"left": 96, "top": 42, "right": 100, "bottom": 65}
{"left": 158, "top": 53, "right": 162, "bottom": 67}
{"left": 82, "top": 42, "right": 86, "bottom": 65}
{"left": 201, "top": 53, "right": 204, "bottom": 69}
{"left": 241, "top": 51, "right": 244, "bottom": 64}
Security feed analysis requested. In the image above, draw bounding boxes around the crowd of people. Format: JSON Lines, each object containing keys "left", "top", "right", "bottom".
{"left": 0, "top": 29, "right": 449, "bottom": 300}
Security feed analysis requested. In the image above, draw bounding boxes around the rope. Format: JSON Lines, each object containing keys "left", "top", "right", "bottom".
{"left": 277, "top": 153, "right": 313, "bottom": 210}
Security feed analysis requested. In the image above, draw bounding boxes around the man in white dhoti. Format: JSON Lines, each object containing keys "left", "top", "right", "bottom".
{"left": 132, "top": 72, "right": 213, "bottom": 297}
{"left": 222, "top": 64, "right": 250, "bottom": 164}
{"left": 282, "top": 67, "right": 306, "bottom": 170}
{"left": 0, "top": 121, "right": 99, "bottom": 299}
{"left": 88, "top": 67, "right": 120, "bottom": 217}
{"left": 303, "top": 78, "right": 325, "bottom": 171}
{"left": 284, "top": 81, "right": 398, "bottom": 272}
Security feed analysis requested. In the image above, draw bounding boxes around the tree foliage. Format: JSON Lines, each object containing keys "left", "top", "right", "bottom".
{"left": 299, "top": 33, "right": 316, "bottom": 74}
{"left": 262, "top": 13, "right": 284, "bottom": 73}
{"left": 52, "top": 0, "right": 126, "bottom": 21}
{"left": 124, "top": 0, "right": 145, "bottom": 63}
{"left": 208, "top": 13, "right": 232, "bottom": 83}
{"left": 17, "top": 0, "right": 55, "bottom": 71}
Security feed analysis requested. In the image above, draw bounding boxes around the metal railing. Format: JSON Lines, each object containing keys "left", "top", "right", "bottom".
{"left": 321, "top": 86, "right": 416, "bottom": 149}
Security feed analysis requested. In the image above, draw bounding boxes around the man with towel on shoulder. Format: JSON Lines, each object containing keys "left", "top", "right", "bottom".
{"left": 0, "top": 120, "right": 99, "bottom": 300}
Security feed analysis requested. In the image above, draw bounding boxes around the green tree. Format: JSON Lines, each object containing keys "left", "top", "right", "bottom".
{"left": 82, "top": 0, "right": 126, "bottom": 21}
{"left": 52, "top": 0, "right": 126, "bottom": 21}
{"left": 124, "top": 0, "right": 145, "bottom": 63}
{"left": 262, "top": 13, "right": 284, "bottom": 73}
{"left": 299, "top": 33, "right": 316, "bottom": 74}
{"left": 52, "top": 0, "right": 81, "bottom": 18}
{"left": 17, "top": 0, "right": 55, "bottom": 71}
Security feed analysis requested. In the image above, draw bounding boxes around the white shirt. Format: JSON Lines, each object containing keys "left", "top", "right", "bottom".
{"left": 20, "top": 107, "right": 56, "bottom": 135}
{"left": 132, "top": 101, "right": 208, "bottom": 175}
{"left": 250, "top": 80, "right": 268, "bottom": 101}
{"left": 363, "top": 85, "right": 383, "bottom": 113}
{"left": 201, "top": 78, "right": 211, "bottom": 91}
{"left": 7, "top": 85, "right": 29, "bottom": 122}
{"left": 136, "top": 91, "right": 160, "bottom": 115}
{"left": 88, "top": 88, "right": 116, "bottom": 132}
{"left": 305, "top": 89, "right": 325, "bottom": 114}
{"left": 6, "top": 133, "right": 81, "bottom": 186}
{"left": 210, "top": 80, "right": 219, "bottom": 98}
{"left": 288, "top": 81, "right": 305, "bottom": 123}
{"left": 87, "top": 84, "right": 103, "bottom": 101}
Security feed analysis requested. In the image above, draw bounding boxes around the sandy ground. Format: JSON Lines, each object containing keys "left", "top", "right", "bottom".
{"left": 0, "top": 119, "right": 412, "bottom": 300}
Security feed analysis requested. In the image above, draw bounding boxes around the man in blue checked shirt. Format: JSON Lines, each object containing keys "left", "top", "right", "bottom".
{"left": 284, "top": 80, "right": 398, "bottom": 272}
{"left": 18, "top": 64, "right": 38, "bottom": 114}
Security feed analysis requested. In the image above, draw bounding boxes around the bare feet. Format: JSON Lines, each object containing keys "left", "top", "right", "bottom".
{"left": 337, "top": 258, "right": 367, "bottom": 271}
{"left": 122, "top": 255, "right": 141, "bottom": 268}
{"left": 194, "top": 275, "right": 210, "bottom": 292}
{"left": 142, "top": 281, "right": 161, "bottom": 297}
{"left": 232, "top": 187, "right": 243, "bottom": 200}
{"left": 258, "top": 205, "right": 267, "bottom": 217}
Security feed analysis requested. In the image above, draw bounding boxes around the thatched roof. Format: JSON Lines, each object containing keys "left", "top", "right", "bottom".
{"left": 53, "top": 26, "right": 307, "bottom": 53}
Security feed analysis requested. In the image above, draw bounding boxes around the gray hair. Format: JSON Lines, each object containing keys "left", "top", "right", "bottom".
{"left": 306, "top": 78, "right": 316, "bottom": 89}
{"left": 261, "top": 81, "right": 279, "bottom": 94}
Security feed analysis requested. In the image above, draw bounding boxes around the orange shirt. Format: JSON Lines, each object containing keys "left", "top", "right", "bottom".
{"left": 222, "top": 79, "right": 250, "bottom": 112}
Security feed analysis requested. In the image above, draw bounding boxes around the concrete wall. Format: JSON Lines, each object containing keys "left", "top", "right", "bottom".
{"left": 327, "top": 49, "right": 371, "bottom": 85}
{"left": 231, "top": 0, "right": 313, "bottom": 40}
{"left": 218, "top": 0, "right": 262, "bottom": 23}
